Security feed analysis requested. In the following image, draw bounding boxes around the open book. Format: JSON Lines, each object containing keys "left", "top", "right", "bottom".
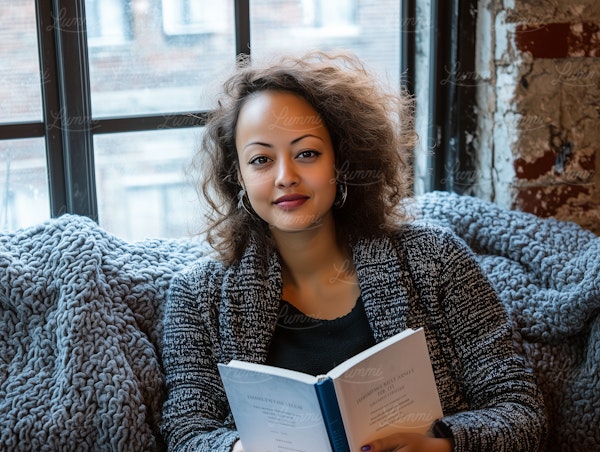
{"left": 218, "top": 327, "right": 443, "bottom": 452}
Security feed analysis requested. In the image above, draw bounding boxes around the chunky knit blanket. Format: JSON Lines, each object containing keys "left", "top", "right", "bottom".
{"left": 416, "top": 191, "right": 600, "bottom": 452}
{"left": 1, "top": 192, "right": 598, "bottom": 451}
{"left": 0, "top": 215, "right": 206, "bottom": 451}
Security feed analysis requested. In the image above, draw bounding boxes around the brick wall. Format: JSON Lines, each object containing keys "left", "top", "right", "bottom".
{"left": 475, "top": 0, "right": 600, "bottom": 234}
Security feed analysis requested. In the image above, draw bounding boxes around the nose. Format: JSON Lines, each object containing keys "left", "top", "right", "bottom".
{"left": 275, "top": 157, "right": 299, "bottom": 188}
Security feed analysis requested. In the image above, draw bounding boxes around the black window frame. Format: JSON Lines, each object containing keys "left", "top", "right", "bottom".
{"left": 0, "top": 0, "right": 477, "bottom": 224}
{"left": 427, "top": 0, "right": 478, "bottom": 193}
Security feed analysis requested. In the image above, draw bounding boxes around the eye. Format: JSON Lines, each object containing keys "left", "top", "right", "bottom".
{"left": 296, "top": 150, "right": 321, "bottom": 160}
{"left": 248, "top": 155, "right": 271, "bottom": 166}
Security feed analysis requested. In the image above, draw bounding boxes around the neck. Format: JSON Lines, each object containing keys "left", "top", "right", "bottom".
{"left": 272, "top": 214, "right": 360, "bottom": 319}
{"left": 271, "top": 214, "right": 351, "bottom": 285}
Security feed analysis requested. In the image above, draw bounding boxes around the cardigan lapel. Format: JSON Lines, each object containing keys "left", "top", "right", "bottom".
{"left": 219, "top": 244, "right": 282, "bottom": 364}
{"left": 218, "top": 234, "right": 416, "bottom": 360}
{"left": 352, "top": 235, "right": 412, "bottom": 342}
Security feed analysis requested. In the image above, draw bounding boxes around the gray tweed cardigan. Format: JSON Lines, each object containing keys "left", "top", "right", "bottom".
{"left": 160, "top": 223, "right": 547, "bottom": 452}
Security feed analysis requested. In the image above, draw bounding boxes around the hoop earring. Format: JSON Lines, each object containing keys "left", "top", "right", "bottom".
{"left": 237, "top": 187, "right": 254, "bottom": 216}
{"left": 333, "top": 177, "right": 347, "bottom": 209}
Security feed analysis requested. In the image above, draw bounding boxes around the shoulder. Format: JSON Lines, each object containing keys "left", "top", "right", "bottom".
{"left": 169, "top": 241, "right": 275, "bottom": 299}
{"left": 168, "top": 257, "right": 232, "bottom": 300}
{"left": 165, "top": 257, "right": 242, "bottom": 331}
{"left": 385, "top": 222, "right": 483, "bottom": 281}
{"left": 353, "top": 222, "right": 472, "bottom": 264}
{"left": 392, "top": 221, "right": 473, "bottom": 255}
{"left": 353, "top": 222, "right": 476, "bottom": 278}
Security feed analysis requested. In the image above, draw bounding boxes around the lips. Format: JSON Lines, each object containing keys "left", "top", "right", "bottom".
{"left": 273, "top": 194, "right": 309, "bottom": 209}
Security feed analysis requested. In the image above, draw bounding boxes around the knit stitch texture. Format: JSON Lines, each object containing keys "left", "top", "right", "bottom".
{"left": 0, "top": 215, "right": 206, "bottom": 451}
{"left": 1, "top": 192, "right": 598, "bottom": 451}
{"left": 416, "top": 191, "right": 600, "bottom": 451}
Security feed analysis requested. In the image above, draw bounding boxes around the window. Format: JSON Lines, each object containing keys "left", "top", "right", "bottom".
{"left": 301, "top": 0, "right": 357, "bottom": 33}
{"left": 162, "top": 0, "right": 228, "bottom": 36}
{"left": 94, "top": 128, "right": 202, "bottom": 238}
{"left": 86, "top": 0, "right": 131, "bottom": 46}
{"left": 1, "top": 0, "right": 421, "bottom": 240}
{"left": 250, "top": 0, "right": 399, "bottom": 85}
{"left": 0, "top": 1, "right": 48, "bottom": 231}
{"left": 0, "top": 139, "right": 48, "bottom": 231}
{"left": 411, "top": 0, "right": 479, "bottom": 194}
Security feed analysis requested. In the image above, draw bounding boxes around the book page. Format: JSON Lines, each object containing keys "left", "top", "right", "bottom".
{"left": 330, "top": 328, "right": 443, "bottom": 450}
{"left": 218, "top": 362, "right": 333, "bottom": 452}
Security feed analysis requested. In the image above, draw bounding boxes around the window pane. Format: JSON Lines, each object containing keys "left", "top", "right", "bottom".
{"left": 250, "top": 0, "right": 400, "bottom": 84}
{"left": 0, "top": 139, "right": 50, "bottom": 231}
{"left": 87, "top": 0, "right": 131, "bottom": 46}
{"left": 0, "top": 1, "right": 43, "bottom": 123}
{"left": 85, "top": 0, "right": 236, "bottom": 117}
{"left": 94, "top": 128, "right": 202, "bottom": 241}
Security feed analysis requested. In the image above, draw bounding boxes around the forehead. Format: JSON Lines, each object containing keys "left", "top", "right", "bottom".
{"left": 237, "top": 90, "right": 325, "bottom": 135}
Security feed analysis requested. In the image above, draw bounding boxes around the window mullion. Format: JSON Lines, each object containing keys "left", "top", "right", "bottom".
{"left": 234, "top": 0, "right": 251, "bottom": 56}
{"left": 36, "top": 0, "right": 68, "bottom": 218}
{"left": 50, "top": 0, "right": 98, "bottom": 221}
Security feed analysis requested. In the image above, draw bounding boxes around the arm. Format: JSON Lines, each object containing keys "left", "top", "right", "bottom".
{"left": 430, "top": 229, "right": 547, "bottom": 451}
{"left": 160, "top": 264, "right": 239, "bottom": 452}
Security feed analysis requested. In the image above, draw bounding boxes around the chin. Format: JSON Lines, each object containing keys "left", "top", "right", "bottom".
{"left": 269, "top": 218, "right": 326, "bottom": 233}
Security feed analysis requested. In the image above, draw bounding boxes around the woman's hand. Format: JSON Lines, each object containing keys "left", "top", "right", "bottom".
{"left": 232, "top": 433, "right": 451, "bottom": 452}
{"left": 360, "top": 432, "right": 452, "bottom": 452}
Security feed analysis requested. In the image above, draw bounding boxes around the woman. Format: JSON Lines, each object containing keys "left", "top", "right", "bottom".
{"left": 160, "top": 52, "right": 546, "bottom": 451}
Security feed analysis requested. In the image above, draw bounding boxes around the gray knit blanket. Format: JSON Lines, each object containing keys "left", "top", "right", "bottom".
{"left": 416, "top": 191, "right": 599, "bottom": 452}
{"left": 0, "top": 215, "right": 207, "bottom": 451}
{"left": 1, "top": 192, "right": 598, "bottom": 451}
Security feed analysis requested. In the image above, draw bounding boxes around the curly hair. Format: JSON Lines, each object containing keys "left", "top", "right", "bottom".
{"left": 194, "top": 51, "right": 416, "bottom": 265}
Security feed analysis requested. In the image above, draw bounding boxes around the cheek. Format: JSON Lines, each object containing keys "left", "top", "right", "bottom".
{"left": 243, "top": 177, "right": 271, "bottom": 203}
{"left": 307, "top": 173, "right": 337, "bottom": 208}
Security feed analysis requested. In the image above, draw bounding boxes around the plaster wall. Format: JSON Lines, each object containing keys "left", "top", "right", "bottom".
{"left": 475, "top": 0, "right": 600, "bottom": 234}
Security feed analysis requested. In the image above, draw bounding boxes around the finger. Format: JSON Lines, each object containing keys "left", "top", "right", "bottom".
{"left": 362, "top": 432, "right": 428, "bottom": 452}
{"left": 360, "top": 434, "right": 407, "bottom": 452}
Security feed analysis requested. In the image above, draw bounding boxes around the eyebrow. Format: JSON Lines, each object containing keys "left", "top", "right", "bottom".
{"left": 243, "top": 134, "right": 324, "bottom": 151}
{"left": 292, "top": 134, "right": 324, "bottom": 145}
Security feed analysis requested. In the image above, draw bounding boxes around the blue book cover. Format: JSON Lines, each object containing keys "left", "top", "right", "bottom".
{"left": 315, "top": 377, "right": 350, "bottom": 452}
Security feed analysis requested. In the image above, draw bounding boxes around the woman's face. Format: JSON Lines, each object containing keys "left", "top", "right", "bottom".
{"left": 235, "top": 90, "right": 337, "bottom": 234}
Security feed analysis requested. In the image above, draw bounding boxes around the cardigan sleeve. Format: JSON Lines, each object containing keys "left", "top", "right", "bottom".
{"left": 424, "top": 227, "right": 547, "bottom": 451}
{"left": 160, "top": 263, "right": 239, "bottom": 452}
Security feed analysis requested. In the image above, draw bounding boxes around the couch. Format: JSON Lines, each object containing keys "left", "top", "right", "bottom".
{"left": 1, "top": 191, "right": 598, "bottom": 451}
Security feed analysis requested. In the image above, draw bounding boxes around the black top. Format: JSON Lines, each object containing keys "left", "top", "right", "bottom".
{"left": 266, "top": 296, "right": 376, "bottom": 376}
